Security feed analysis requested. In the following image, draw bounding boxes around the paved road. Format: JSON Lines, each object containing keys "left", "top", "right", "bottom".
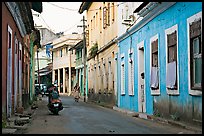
{"left": 23, "top": 95, "right": 199, "bottom": 134}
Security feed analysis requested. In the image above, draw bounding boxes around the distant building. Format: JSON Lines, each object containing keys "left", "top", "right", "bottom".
{"left": 34, "top": 28, "right": 59, "bottom": 84}
{"left": 51, "top": 34, "right": 83, "bottom": 95}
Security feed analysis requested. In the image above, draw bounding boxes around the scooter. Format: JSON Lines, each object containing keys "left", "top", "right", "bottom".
{"left": 48, "top": 98, "right": 63, "bottom": 115}
{"left": 47, "top": 86, "right": 63, "bottom": 115}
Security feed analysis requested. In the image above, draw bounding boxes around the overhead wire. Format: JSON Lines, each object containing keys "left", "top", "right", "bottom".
{"left": 46, "top": 2, "right": 125, "bottom": 12}
{"left": 46, "top": 2, "right": 79, "bottom": 11}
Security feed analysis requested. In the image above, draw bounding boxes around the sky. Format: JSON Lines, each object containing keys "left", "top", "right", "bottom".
{"left": 32, "top": 2, "right": 85, "bottom": 35}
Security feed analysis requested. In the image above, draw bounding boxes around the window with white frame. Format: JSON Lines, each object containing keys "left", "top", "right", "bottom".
{"left": 128, "top": 50, "right": 134, "bottom": 95}
{"left": 60, "top": 49, "right": 63, "bottom": 57}
{"left": 150, "top": 34, "right": 160, "bottom": 95}
{"left": 121, "top": 62, "right": 125, "bottom": 95}
{"left": 165, "top": 25, "right": 179, "bottom": 94}
{"left": 108, "top": 60, "right": 112, "bottom": 90}
{"left": 103, "top": 60, "right": 106, "bottom": 89}
{"left": 187, "top": 12, "right": 202, "bottom": 93}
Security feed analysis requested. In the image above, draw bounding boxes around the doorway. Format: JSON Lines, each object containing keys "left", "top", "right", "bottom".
{"left": 137, "top": 41, "right": 146, "bottom": 113}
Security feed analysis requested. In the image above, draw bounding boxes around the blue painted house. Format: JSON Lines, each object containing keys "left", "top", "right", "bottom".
{"left": 116, "top": 2, "right": 202, "bottom": 124}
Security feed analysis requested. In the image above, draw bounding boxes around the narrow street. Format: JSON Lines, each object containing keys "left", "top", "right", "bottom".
{"left": 20, "top": 95, "right": 198, "bottom": 134}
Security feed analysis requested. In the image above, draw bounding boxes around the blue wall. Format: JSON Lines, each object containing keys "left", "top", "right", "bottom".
{"left": 117, "top": 2, "right": 202, "bottom": 118}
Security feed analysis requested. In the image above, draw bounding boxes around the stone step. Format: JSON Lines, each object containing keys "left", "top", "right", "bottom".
{"left": 2, "top": 128, "right": 17, "bottom": 134}
{"left": 14, "top": 117, "right": 31, "bottom": 126}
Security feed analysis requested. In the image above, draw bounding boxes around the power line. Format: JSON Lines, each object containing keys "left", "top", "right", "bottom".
{"left": 39, "top": 14, "right": 53, "bottom": 31}
{"left": 63, "top": 20, "right": 81, "bottom": 33}
{"left": 47, "top": 2, "right": 125, "bottom": 12}
{"left": 46, "top": 2, "right": 79, "bottom": 11}
{"left": 88, "top": 2, "right": 125, "bottom": 12}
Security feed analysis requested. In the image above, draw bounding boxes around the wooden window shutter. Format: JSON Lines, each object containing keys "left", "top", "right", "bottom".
{"left": 152, "top": 39, "right": 158, "bottom": 67}
{"left": 86, "top": 30, "right": 89, "bottom": 46}
{"left": 167, "top": 31, "right": 177, "bottom": 63}
{"left": 167, "top": 31, "right": 177, "bottom": 47}
{"left": 103, "top": 6, "right": 107, "bottom": 29}
{"left": 190, "top": 19, "right": 201, "bottom": 38}
{"left": 107, "top": 3, "right": 110, "bottom": 26}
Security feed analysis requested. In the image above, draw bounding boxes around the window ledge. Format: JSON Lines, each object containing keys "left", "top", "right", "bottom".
{"left": 167, "top": 89, "right": 179, "bottom": 95}
{"left": 189, "top": 90, "right": 202, "bottom": 96}
{"left": 151, "top": 89, "right": 160, "bottom": 95}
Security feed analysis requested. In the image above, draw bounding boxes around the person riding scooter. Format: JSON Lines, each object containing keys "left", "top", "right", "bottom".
{"left": 47, "top": 84, "right": 63, "bottom": 114}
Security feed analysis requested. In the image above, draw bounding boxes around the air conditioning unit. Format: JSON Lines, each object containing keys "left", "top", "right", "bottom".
{"left": 122, "top": 19, "right": 133, "bottom": 26}
{"left": 123, "top": 19, "right": 132, "bottom": 22}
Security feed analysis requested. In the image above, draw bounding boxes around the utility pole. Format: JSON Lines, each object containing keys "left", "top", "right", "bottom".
{"left": 78, "top": 16, "right": 87, "bottom": 102}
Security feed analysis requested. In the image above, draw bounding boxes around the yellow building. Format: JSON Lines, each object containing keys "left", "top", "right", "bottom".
{"left": 79, "top": 2, "right": 118, "bottom": 105}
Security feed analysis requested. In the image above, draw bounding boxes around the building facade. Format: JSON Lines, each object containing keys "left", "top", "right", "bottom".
{"left": 69, "top": 40, "right": 85, "bottom": 96}
{"left": 2, "top": 2, "right": 42, "bottom": 118}
{"left": 116, "top": 2, "right": 202, "bottom": 124}
{"left": 79, "top": 2, "right": 118, "bottom": 105}
{"left": 51, "top": 34, "right": 83, "bottom": 95}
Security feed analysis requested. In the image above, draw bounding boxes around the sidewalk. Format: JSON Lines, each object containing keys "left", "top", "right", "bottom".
{"left": 2, "top": 98, "right": 40, "bottom": 134}
{"left": 86, "top": 100, "right": 202, "bottom": 134}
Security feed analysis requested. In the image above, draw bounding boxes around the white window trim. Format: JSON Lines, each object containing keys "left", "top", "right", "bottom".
{"left": 128, "top": 49, "right": 134, "bottom": 95}
{"left": 150, "top": 34, "right": 160, "bottom": 95}
{"left": 121, "top": 61, "right": 125, "bottom": 95}
{"left": 7, "top": 24, "right": 13, "bottom": 118}
{"left": 165, "top": 24, "right": 179, "bottom": 95}
{"left": 108, "top": 61, "right": 112, "bottom": 91}
{"left": 187, "top": 11, "right": 202, "bottom": 96}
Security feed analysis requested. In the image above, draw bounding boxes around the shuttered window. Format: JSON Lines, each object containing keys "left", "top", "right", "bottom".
{"left": 166, "top": 30, "right": 177, "bottom": 90}
{"left": 128, "top": 55, "right": 134, "bottom": 95}
{"left": 152, "top": 39, "right": 158, "bottom": 67}
{"left": 121, "top": 63, "right": 125, "bottom": 95}
{"left": 190, "top": 19, "right": 202, "bottom": 90}
{"left": 103, "top": 6, "right": 107, "bottom": 29}
{"left": 151, "top": 39, "right": 159, "bottom": 90}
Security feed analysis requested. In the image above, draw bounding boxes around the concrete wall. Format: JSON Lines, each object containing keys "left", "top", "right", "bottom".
{"left": 117, "top": 2, "right": 202, "bottom": 124}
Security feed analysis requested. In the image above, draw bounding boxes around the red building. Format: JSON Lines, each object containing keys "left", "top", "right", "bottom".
{"left": 2, "top": 2, "right": 42, "bottom": 118}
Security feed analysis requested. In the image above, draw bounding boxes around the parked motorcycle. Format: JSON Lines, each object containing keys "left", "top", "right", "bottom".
{"left": 47, "top": 85, "right": 63, "bottom": 115}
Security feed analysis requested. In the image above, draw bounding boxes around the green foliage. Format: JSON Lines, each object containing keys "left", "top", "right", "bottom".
{"left": 153, "top": 109, "right": 161, "bottom": 117}
{"left": 2, "top": 113, "right": 7, "bottom": 128}
{"left": 170, "top": 112, "right": 180, "bottom": 121}
{"left": 89, "top": 42, "right": 98, "bottom": 59}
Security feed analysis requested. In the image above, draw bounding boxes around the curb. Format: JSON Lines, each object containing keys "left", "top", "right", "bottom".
{"left": 112, "top": 106, "right": 202, "bottom": 133}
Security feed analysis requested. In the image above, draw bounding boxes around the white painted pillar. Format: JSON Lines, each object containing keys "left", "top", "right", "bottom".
{"left": 79, "top": 68, "right": 81, "bottom": 93}
{"left": 52, "top": 69, "right": 55, "bottom": 84}
{"left": 58, "top": 69, "right": 60, "bottom": 92}
{"left": 63, "top": 68, "right": 66, "bottom": 94}
{"left": 76, "top": 69, "right": 78, "bottom": 85}
{"left": 69, "top": 66, "right": 71, "bottom": 95}
{"left": 66, "top": 69, "right": 69, "bottom": 94}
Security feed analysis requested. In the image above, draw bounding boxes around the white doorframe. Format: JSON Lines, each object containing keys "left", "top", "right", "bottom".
{"left": 14, "top": 37, "right": 18, "bottom": 112}
{"left": 7, "top": 25, "right": 13, "bottom": 117}
{"left": 19, "top": 42, "right": 22, "bottom": 107}
{"left": 137, "top": 41, "right": 146, "bottom": 113}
